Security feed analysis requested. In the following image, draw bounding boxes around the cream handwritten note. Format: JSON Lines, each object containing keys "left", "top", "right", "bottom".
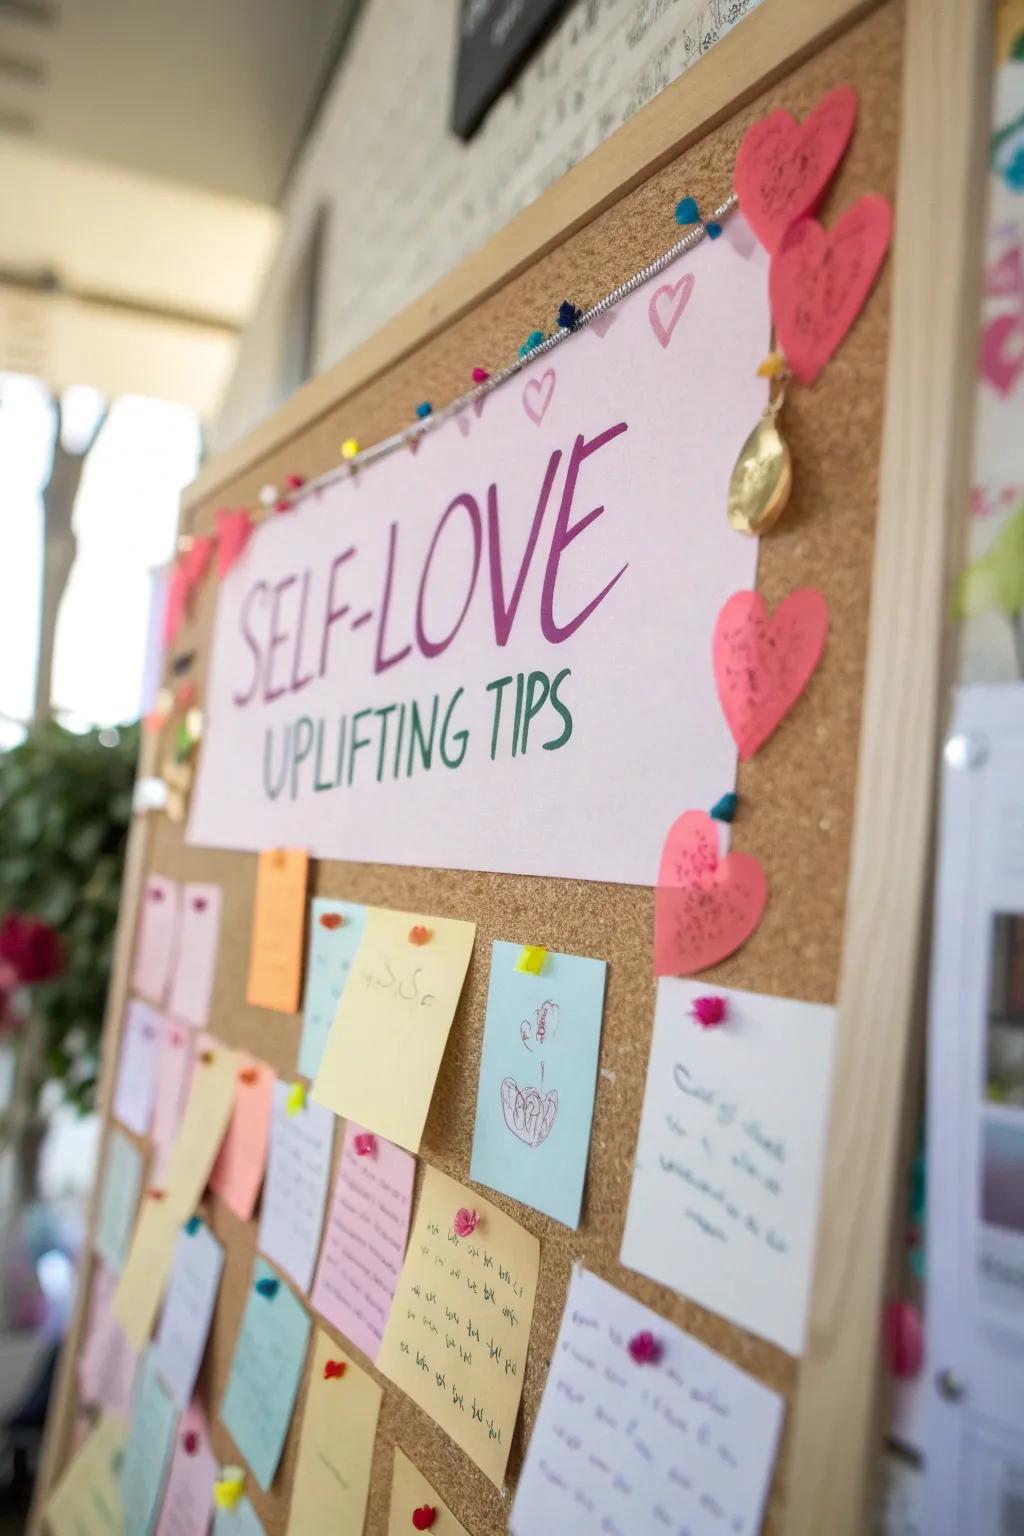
{"left": 114, "top": 999, "right": 162, "bottom": 1137}
{"left": 388, "top": 1448, "right": 470, "bottom": 1536}
{"left": 46, "top": 1413, "right": 127, "bottom": 1536}
{"left": 153, "top": 1218, "right": 225, "bottom": 1410}
{"left": 246, "top": 849, "right": 309, "bottom": 1013}
{"left": 312, "top": 907, "right": 476, "bottom": 1151}
{"left": 95, "top": 1128, "right": 145, "bottom": 1273}
{"left": 133, "top": 874, "right": 180, "bottom": 1003}
{"left": 257, "top": 1080, "right": 334, "bottom": 1293}
{"left": 310, "top": 1121, "right": 415, "bottom": 1362}
{"left": 167, "top": 883, "right": 223, "bottom": 1028}
{"left": 286, "top": 1331, "right": 382, "bottom": 1536}
{"left": 620, "top": 978, "right": 836, "bottom": 1354}
{"left": 377, "top": 1165, "right": 539, "bottom": 1486}
{"left": 510, "top": 1267, "right": 785, "bottom": 1536}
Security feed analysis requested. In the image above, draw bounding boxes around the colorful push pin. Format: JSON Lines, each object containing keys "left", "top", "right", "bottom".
{"left": 516, "top": 945, "right": 547, "bottom": 975}
{"left": 238, "top": 1066, "right": 259, "bottom": 1085}
{"left": 412, "top": 1507, "right": 438, "bottom": 1531}
{"left": 258, "top": 484, "right": 278, "bottom": 508}
{"left": 255, "top": 1275, "right": 279, "bottom": 1299}
{"left": 408, "top": 925, "right": 431, "bottom": 946}
{"left": 884, "top": 1299, "right": 924, "bottom": 1379}
{"left": 674, "top": 195, "right": 700, "bottom": 225}
{"left": 691, "top": 995, "right": 727, "bottom": 1028}
{"left": 199, "top": 1049, "right": 215, "bottom": 1066}
{"left": 415, "top": 401, "right": 433, "bottom": 419}
{"left": 286, "top": 1081, "right": 306, "bottom": 1116}
{"left": 171, "top": 651, "right": 195, "bottom": 676}
{"left": 705, "top": 220, "right": 723, "bottom": 239}
{"left": 148, "top": 1188, "right": 167, "bottom": 1202}
{"left": 453, "top": 1207, "right": 479, "bottom": 1238}
{"left": 323, "top": 1359, "right": 347, "bottom": 1381}
{"left": 557, "top": 300, "right": 581, "bottom": 331}
{"left": 183, "top": 1431, "right": 199, "bottom": 1456}
{"left": 319, "top": 910, "right": 344, "bottom": 930}
{"left": 354, "top": 1133, "right": 376, "bottom": 1157}
{"left": 757, "top": 352, "right": 788, "bottom": 379}
{"left": 175, "top": 678, "right": 196, "bottom": 710}
{"left": 341, "top": 438, "right": 360, "bottom": 460}
{"left": 471, "top": 366, "right": 490, "bottom": 385}
{"left": 284, "top": 473, "right": 305, "bottom": 491}
{"left": 213, "top": 1468, "right": 245, "bottom": 1511}
{"left": 519, "top": 329, "right": 545, "bottom": 357}
{"left": 628, "top": 1330, "right": 662, "bottom": 1365}
{"left": 710, "top": 791, "right": 738, "bottom": 823}
{"left": 185, "top": 1215, "right": 202, "bottom": 1235}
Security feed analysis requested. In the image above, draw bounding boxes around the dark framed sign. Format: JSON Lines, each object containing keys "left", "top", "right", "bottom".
{"left": 451, "top": 0, "right": 572, "bottom": 140}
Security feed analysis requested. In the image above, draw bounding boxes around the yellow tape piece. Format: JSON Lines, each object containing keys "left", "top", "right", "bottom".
{"left": 286, "top": 1081, "right": 306, "bottom": 1116}
{"left": 516, "top": 945, "right": 547, "bottom": 975}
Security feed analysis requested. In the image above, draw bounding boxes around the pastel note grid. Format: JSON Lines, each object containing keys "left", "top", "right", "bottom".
{"left": 46, "top": 1413, "right": 127, "bottom": 1536}
{"left": 312, "top": 907, "right": 476, "bottom": 1152}
{"left": 377, "top": 1165, "right": 539, "bottom": 1487}
{"left": 213, "top": 1498, "right": 267, "bottom": 1536}
{"left": 286, "top": 1331, "right": 382, "bottom": 1536}
{"left": 298, "top": 897, "right": 367, "bottom": 1078}
{"left": 388, "top": 1448, "right": 471, "bottom": 1536}
{"left": 122, "top": 1349, "right": 178, "bottom": 1536}
{"left": 246, "top": 848, "right": 309, "bottom": 1012}
{"left": 114, "top": 999, "right": 162, "bottom": 1137}
{"left": 153, "top": 1218, "right": 225, "bottom": 1410}
{"left": 470, "top": 941, "right": 607, "bottom": 1227}
{"left": 154, "top": 1407, "right": 218, "bottom": 1536}
{"left": 133, "top": 874, "right": 181, "bottom": 1002}
{"left": 257, "top": 1079, "right": 334, "bottom": 1293}
{"left": 509, "top": 1267, "right": 785, "bottom": 1536}
{"left": 209, "top": 1053, "right": 274, "bottom": 1221}
{"left": 620, "top": 978, "right": 837, "bottom": 1354}
{"left": 311, "top": 1121, "right": 415, "bottom": 1362}
{"left": 95, "top": 1127, "right": 145, "bottom": 1273}
{"left": 167, "top": 883, "right": 223, "bottom": 1028}
{"left": 220, "top": 1258, "right": 312, "bottom": 1492}
{"left": 150, "top": 1020, "right": 195, "bottom": 1186}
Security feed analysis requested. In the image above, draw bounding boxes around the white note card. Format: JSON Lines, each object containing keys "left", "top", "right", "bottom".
{"left": 510, "top": 1267, "right": 784, "bottom": 1536}
{"left": 257, "top": 1081, "right": 335, "bottom": 1294}
{"left": 621, "top": 978, "right": 836, "bottom": 1355}
{"left": 153, "top": 1218, "right": 225, "bottom": 1411}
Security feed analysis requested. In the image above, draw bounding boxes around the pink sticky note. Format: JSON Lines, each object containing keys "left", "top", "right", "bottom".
{"left": 132, "top": 876, "right": 181, "bottom": 1003}
{"left": 167, "top": 884, "right": 223, "bottom": 1029}
{"left": 154, "top": 1405, "right": 217, "bottom": 1536}
{"left": 78, "top": 1261, "right": 138, "bottom": 1416}
{"left": 209, "top": 1054, "right": 274, "bottom": 1221}
{"left": 311, "top": 1122, "right": 415, "bottom": 1362}
{"left": 114, "top": 999, "right": 162, "bottom": 1137}
{"left": 150, "top": 1021, "right": 196, "bottom": 1186}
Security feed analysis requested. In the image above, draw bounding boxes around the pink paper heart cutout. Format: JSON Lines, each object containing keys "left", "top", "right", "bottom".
{"left": 216, "top": 508, "right": 253, "bottom": 579}
{"left": 769, "top": 195, "right": 892, "bottom": 384}
{"left": 589, "top": 310, "right": 618, "bottom": 338}
{"left": 713, "top": 587, "right": 828, "bottom": 760}
{"left": 648, "top": 273, "right": 694, "bottom": 349}
{"left": 654, "top": 811, "right": 767, "bottom": 976}
{"left": 523, "top": 369, "right": 556, "bottom": 425}
{"left": 735, "top": 85, "right": 858, "bottom": 253}
{"left": 980, "top": 313, "right": 1024, "bottom": 397}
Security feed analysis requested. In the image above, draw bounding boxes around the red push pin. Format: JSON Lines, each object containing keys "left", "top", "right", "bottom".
{"left": 628, "top": 1330, "right": 662, "bottom": 1365}
{"left": 354, "top": 1133, "right": 376, "bottom": 1157}
{"left": 412, "top": 1507, "right": 437, "bottom": 1531}
{"left": 323, "top": 1359, "right": 347, "bottom": 1381}
{"left": 408, "top": 925, "right": 431, "bottom": 946}
{"left": 691, "top": 995, "right": 727, "bottom": 1028}
{"left": 453, "top": 1207, "right": 479, "bottom": 1238}
{"left": 183, "top": 1431, "right": 199, "bottom": 1456}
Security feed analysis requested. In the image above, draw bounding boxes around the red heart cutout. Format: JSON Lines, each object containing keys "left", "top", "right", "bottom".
{"left": 769, "top": 195, "right": 892, "bottom": 384}
{"left": 713, "top": 587, "right": 828, "bottom": 760}
{"left": 319, "top": 912, "right": 343, "bottom": 931}
{"left": 654, "top": 812, "right": 766, "bottom": 977}
{"left": 735, "top": 85, "right": 858, "bottom": 253}
{"left": 216, "top": 508, "right": 253, "bottom": 580}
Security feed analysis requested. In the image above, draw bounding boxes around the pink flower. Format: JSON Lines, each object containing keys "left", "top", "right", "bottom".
{"left": 354, "top": 1133, "right": 376, "bottom": 1157}
{"left": 691, "top": 994, "right": 727, "bottom": 1028}
{"left": 0, "top": 914, "right": 63, "bottom": 984}
{"left": 628, "top": 1330, "right": 662, "bottom": 1365}
{"left": 453, "top": 1207, "right": 479, "bottom": 1238}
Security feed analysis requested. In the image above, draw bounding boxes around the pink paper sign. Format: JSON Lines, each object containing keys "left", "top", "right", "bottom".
{"left": 150, "top": 1020, "right": 196, "bottom": 1186}
{"left": 167, "top": 884, "right": 223, "bottom": 1029}
{"left": 132, "top": 875, "right": 181, "bottom": 1002}
{"left": 188, "top": 226, "right": 769, "bottom": 885}
{"left": 209, "top": 1054, "right": 274, "bottom": 1221}
{"left": 153, "top": 1405, "right": 218, "bottom": 1536}
{"left": 113, "top": 999, "right": 162, "bottom": 1137}
{"left": 311, "top": 1122, "right": 415, "bottom": 1362}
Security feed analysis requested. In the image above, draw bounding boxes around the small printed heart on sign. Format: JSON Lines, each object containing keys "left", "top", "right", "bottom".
{"left": 523, "top": 369, "right": 556, "bottom": 425}
{"left": 735, "top": 85, "right": 858, "bottom": 253}
{"left": 713, "top": 586, "right": 829, "bottom": 760}
{"left": 654, "top": 811, "right": 767, "bottom": 977}
{"left": 319, "top": 912, "right": 343, "bottom": 931}
{"left": 215, "top": 508, "right": 253, "bottom": 580}
{"left": 589, "top": 309, "right": 618, "bottom": 339}
{"left": 769, "top": 195, "right": 892, "bottom": 384}
{"left": 648, "top": 273, "right": 694, "bottom": 349}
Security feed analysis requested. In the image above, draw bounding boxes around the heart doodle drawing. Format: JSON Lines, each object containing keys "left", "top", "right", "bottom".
{"left": 734, "top": 85, "right": 858, "bottom": 253}
{"left": 648, "top": 273, "right": 695, "bottom": 349}
{"left": 523, "top": 369, "right": 556, "bottom": 425}
{"left": 501, "top": 1078, "right": 558, "bottom": 1148}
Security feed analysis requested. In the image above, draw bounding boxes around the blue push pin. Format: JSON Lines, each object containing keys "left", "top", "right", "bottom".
{"left": 710, "top": 792, "right": 738, "bottom": 824}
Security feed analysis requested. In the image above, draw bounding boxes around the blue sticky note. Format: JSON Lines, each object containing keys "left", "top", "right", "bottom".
{"left": 297, "top": 898, "right": 367, "bottom": 1079}
{"left": 121, "top": 1348, "right": 177, "bottom": 1535}
{"left": 214, "top": 1496, "right": 268, "bottom": 1536}
{"left": 95, "top": 1127, "right": 144, "bottom": 1273}
{"left": 220, "top": 1258, "right": 311, "bottom": 1492}
{"left": 469, "top": 940, "right": 607, "bottom": 1228}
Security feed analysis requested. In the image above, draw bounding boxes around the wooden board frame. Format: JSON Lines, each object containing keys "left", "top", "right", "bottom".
{"left": 30, "top": 1, "right": 990, "bottom": 1532}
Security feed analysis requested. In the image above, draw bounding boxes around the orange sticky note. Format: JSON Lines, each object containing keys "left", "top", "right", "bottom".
{"left": 246, "top": 849, "right": 309, "bottom": 1012}
{"left": 209, "top": 1053, "right": 274, "bottom": 1221}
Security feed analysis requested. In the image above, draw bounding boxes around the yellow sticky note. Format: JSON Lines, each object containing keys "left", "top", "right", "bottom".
{"left": 246, "top": 849, "right": 309, "bottom": 1012}
{"left": 286, "top": 1332, "right": 382, "bottom": 1536}
{"left": 161, "top": 1036, "right": 238, "bottom": 1218}
{"left": 388, "top": 1447, "right": 470, "bottom": 1536}
{"left": 46, "top": 1413, "right": 127, "bottom": 1536}
{"left": 112, "top": 1195, "right": 180, "bottom": 1350}
{"left": 311, "top": 908, "right": 476, "bottom": 1151}
{"left": 377, "top": 1166, "right": 538, "bottom": 1487}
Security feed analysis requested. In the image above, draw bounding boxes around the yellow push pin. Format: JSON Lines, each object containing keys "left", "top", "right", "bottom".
{"left": 213, "top": 1467, "right": 245, "bottom": 1511}
{"left": 755, "top": 351, "right": 788, "bottom": 379}
{"left": 286, "top": 1081, "right": 306, "bottom": 1116}
{"left": 516, "top": 945, "right": 547, "bottom": 975}
{"left": 341, "top": 438, "right": 360, "bottom": 460}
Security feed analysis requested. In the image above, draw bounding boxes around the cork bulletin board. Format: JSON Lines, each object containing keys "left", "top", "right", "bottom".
{"left": 31, "top": 1, "right": 989, "bottom": 1533}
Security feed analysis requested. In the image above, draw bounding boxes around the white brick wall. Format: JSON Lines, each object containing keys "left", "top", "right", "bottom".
{"left": 213, "top": 0, "right": 760, "bottom": 449}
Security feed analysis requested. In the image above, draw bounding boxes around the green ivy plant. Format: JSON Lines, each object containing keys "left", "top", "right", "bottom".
{"left": 0, "top": 719, "right": 138, "bottom": 1116}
